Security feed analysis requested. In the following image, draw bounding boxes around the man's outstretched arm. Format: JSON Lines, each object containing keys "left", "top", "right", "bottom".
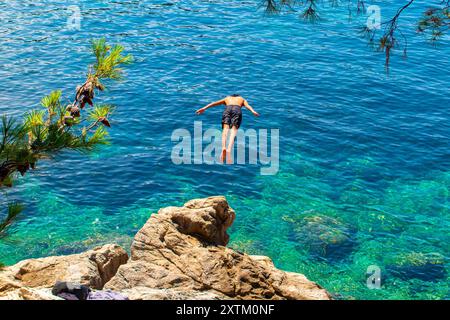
{"left": 196, "top": 98, "right": 226, "bottom": 114}
{"left": 243, "top": 99, "right": 260, "bottom": 117}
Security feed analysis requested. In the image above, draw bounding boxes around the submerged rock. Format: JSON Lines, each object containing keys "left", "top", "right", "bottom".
{"left": 285, "top": 214, "right": 355, "bottom": 261}
{"left": 358, "top": 211, "right": 406, "bottom": 234}
{"left": 0, "top": 196, "right": 331, "bottom": 300}
{"left": 385, "top": 252, "right": 446, "bottom": 281}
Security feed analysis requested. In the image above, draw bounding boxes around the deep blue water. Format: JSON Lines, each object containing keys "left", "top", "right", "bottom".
{"left": 0, "top": 0, "right": 449, "bottom": 299}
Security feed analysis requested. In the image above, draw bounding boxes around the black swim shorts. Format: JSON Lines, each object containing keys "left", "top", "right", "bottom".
{"left": 222, "top": 105, "right": 242, "bottom": 129}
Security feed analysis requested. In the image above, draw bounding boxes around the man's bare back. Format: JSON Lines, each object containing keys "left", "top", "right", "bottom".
{"left": 195, "top": 95, "right": 259, "bottom": 117}
{"left": 223, "top": 95, "right": 245, "bottom": 107}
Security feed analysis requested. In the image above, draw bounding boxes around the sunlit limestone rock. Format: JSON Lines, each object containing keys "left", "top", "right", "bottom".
{"left": 0, "top": 196, "right": 331, "bottom": 300}
{"left": 118, "top": 287, "right": 229, "bottom": 300}
{"left": 105, "top": 196, "right": 331, "bottom": 300}
{"left": 0, "top": 286, "right": 61, "bottom": 300}
{"left": 0, "top": 244, "right": 128, "bottom": 299}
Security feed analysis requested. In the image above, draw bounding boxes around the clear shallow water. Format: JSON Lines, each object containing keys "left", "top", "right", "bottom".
{"left": 0, "top": 0, "right": 449, "bottom": 299}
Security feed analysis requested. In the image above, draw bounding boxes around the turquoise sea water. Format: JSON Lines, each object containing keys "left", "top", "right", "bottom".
{"left": 0, "top": 1, "right": 449, "bottom": 299}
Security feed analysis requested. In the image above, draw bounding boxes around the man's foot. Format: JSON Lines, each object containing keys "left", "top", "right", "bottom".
{"left": 226, "top": 149, "right": 233, "bottom": 165}
{"left": 220, "top": 148, "right": 227, "bottom": 164}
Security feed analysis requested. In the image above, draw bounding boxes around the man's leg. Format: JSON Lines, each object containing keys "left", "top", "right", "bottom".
{"left": 221, "top": 124, "right": 230, "bottom": 163}
{"left": 226, "top": 126, "right": 238, "bottom": 164}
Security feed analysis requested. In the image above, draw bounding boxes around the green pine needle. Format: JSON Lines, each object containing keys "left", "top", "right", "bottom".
{"left": 92, "top": 38, "right": 133, "bottom": 80}
{"left": 88, "top": 104, "right": 115, "bottom": 122}
{"left": 0, "top": 202, "right": 24, "bottom": 236}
